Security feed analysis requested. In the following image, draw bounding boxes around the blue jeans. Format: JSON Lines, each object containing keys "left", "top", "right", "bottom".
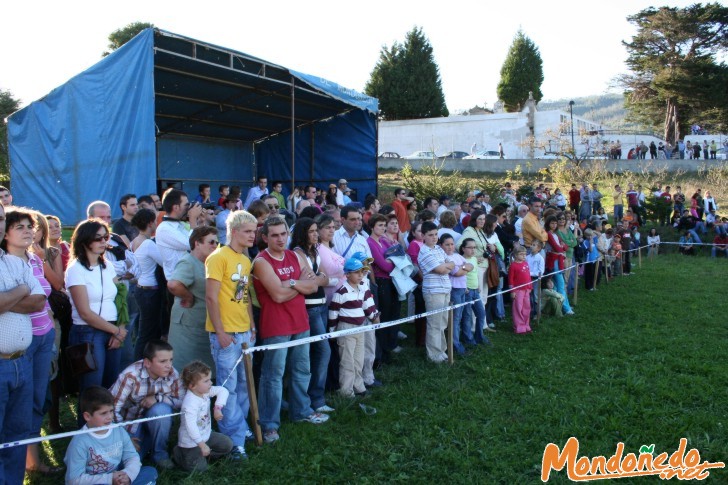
{"left": 27, "top": 328, "right": 56, "bottom": 437}
{"left": 210, "top": 331, "right": 252, "bottom": 447}
{"left": 465, "top": 288, "right": 488, "bottom": 345}
{"left": 306, "top": 305, "right": 330, "bottom": 409}
{"left": 495, "top": 276, "right": 505, "bottom": 319}
{"left": 0, "top": 355, "right": 32, "bottom": 485}
{"left": 552, "top": 261, "right": 573, "bottom": 314}
{"left": 131, "top": 402, "right": 173, "bottom": 463}
{"left": 450, "top": 288, "right": 467, "bottom": 354}
{"left": 258, "top": 330, "right": 313, "bottom": 431}
{"left": 687, "top": 229, "right": 703, "bottom": 243}
{"left": 614, "top": 204, "right": 624, "bottom": 222}
{"left": 69, "top": 325, "right": 121, "bottom": 425}
{"left": 132, "top": 466, "right": 158, "bottom": 485}
{"left": 133, "top": 286, "right": 163, "bottom": 361}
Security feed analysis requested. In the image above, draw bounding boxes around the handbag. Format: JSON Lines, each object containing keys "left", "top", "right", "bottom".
{"left": 65, "top": 342, "right": 97, "bottom": 376}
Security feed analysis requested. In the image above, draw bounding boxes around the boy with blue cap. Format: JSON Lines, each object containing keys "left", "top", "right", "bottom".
{"left": 328, "top": 258, "right": 380, "bottom": 397}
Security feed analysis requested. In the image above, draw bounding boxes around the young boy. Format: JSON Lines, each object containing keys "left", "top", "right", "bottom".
{"left": 65, "top": 386, "right": 158, "bottom": 485}
{"left": 525, "top": 240, "right": 545, "bottom": 318}
{"left": 110, "top": 340, "right": 185, "bottom": 470}
{"left": 174, "top": 361, "right": 233, "bottom": 472}
{"left": 328, "top": 258, "right": 380, "bottom": 397}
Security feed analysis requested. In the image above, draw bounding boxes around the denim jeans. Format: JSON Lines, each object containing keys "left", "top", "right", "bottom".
{"left": 450, "top": 288, "right": 467, "bottom": 355}
{"left": 258, "top": 330, "right": 313, "bottom": 431}
{"left": 465, "top": 288, "right": 487, "bottom": 344}
{"left": 495, "top": 276, "right": 505, "bottom": 319}
{"left": 614, "top": 204, "right": 624, "bottom": 222}
{"left": 306, "top": 305, "right": 330, "bottom": 409}
{"left": 0, "top": 355, "right": 32, "bottom": 485}
{"left": 133, "top": 286, "right": 163, "bottom": 361}
{"left": 69, "top": 325, "right": 121, "bottom": 425}
{"left": 132, "top": 466, "right": 158, "bottom": 485}
{"left": 27, "top": 328, "right": 56, "bottom": 437}
{"left": 131, "top": 402, "right": 173, "bottom": 463}
{"left": 210, "top": 331, "right": 252, "bottom": 447}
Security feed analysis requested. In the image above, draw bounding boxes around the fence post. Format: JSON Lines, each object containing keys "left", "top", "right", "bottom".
{"left": 593, "top": 260, "right": 600, "bottom": 289}
{"left": 447, "top": 308, "right": 454, "bottom": 365}
{"left": 242, "top": 343, "right": 262, "bottom": 446}
{"left": 573, "top": 263, "right": 579, "bottom": 305}
{"left": 536, "top": 277, "right": 542, "bottom": 325}
{"left": 638, "top": 246, "right": 642, "bottom": 268}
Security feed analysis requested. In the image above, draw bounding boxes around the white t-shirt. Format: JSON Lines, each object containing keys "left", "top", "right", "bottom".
{"left": 66, "top": 260, "right": 118, "bottom": 325}
{"left": 178, "top": 386, "right": 229, "bottom": 448}
{"left": 156, "top": 220, "right": 192, "bottom": 279}
{"left": 134, "top": 239, "right": 164, "bottom": 287}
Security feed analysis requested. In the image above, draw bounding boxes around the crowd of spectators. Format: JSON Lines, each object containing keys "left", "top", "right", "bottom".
{"left": 0, "top": 175, "right": 724, "bottom": 483}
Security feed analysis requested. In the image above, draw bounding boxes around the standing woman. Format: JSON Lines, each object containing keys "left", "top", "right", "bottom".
{"left": 482, "top": 214, "right": 504, "bottom": 325}
{"left": 457, "top": 210, "right": 493, "bottom": 331}
{"left": 291, "top": 218, "right": 333, "bottom": 413}
{"left": 556, "top": 212, "right": 578, "bottom": 292}
{"left": 167, "top": 226, "right": 218, "bottom": 373}
{"left": 1, "top": 209, "right": 58, "bottom": 475}
{"left": 406, "top": 221, "right": 427, "bottom": 347}
{"left": 66, "top": 219, "right": 124, "bottom": 420}
{"left": 130, "top": 208, "right": 165, "bottom": 360}
{"left": 46, "top": 215, "right": 71, "bottom": 271}
{"left": 367, "top": 214, "right": 400, "bottom": 360}
{"left": 544, "top": 215, "right": 575, "bottom": 315}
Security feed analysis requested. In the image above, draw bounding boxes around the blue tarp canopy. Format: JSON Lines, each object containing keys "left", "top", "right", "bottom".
{"left": 8, "top": 28, "right": 378, "bottom": 223}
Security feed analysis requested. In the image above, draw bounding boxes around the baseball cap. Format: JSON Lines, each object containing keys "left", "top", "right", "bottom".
{"left": 338, "top": 179, "right": 348, "bottom": 185}
{"left": 344, "top": 258, "right": 366, "bottom": 273}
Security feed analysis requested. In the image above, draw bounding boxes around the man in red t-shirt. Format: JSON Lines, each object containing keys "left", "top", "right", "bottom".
{"left": 568, "top": 184, "right": 581, "bottom": 213}
{"left": 391, "top": 188, "right": 414, "bottom": 234}
{"left": 252, "top": 217, "right": 329, "bottom": 443}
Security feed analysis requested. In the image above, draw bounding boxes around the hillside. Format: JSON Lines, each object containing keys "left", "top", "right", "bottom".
{"left": 537, "top": 93, "right": 642, "bottom": 130}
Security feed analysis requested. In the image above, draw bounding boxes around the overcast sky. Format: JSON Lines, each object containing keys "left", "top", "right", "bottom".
{"left": 2, "top": 0, "right": 699, "bottom": 112}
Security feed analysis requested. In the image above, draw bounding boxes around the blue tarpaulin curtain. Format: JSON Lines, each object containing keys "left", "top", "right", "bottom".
{"left": 8, "top": 30, "right": 156, "bottom": 223}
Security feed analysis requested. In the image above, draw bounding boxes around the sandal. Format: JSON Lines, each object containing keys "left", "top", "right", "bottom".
{"left": 26, "top": 464, "right": 65, "bottom": 475}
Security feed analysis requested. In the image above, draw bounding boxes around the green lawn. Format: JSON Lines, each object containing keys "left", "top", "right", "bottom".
{"left": 28, "top": 253, "right": 727, "bottom": 484}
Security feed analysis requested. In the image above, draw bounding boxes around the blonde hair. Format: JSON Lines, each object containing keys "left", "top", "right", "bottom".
{"left": 226, "top": 210, "right": 258, "bottom": 244}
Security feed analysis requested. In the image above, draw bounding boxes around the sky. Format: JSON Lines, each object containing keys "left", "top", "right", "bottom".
{"left": 2, "top": 0, "right": 700, "bottom": 113}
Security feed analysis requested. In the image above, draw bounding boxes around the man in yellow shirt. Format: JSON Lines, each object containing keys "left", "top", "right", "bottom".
{"left": 613, "top": 184, "right": 625, "bottom": 223}
{"left": 522, "top": 197, "right": 548, "bottom": 248}
{"left": 205, "top": 210, "right": 258, "bottom": 459}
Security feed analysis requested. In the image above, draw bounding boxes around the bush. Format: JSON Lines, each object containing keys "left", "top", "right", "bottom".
{"left": 400, "top": 162, "right": 471, "bottom": 202}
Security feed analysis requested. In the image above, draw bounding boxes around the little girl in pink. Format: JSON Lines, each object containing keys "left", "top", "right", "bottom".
{"left": 508, "top": 246, "right": 533, "bottom": 334}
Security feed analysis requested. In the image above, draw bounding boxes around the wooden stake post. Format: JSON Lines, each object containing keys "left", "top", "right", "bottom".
{"left": 243, "top": 343, "right": 263, "bottom": 446}
{"left": 447, "top": 308, "right": 454, "bottom": 365}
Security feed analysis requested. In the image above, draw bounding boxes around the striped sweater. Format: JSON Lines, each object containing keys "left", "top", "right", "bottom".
{"left": 328, "top": 281, "right": 380, "bottom": 327}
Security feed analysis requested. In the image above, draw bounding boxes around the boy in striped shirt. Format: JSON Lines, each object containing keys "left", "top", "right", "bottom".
{"left": 328, "top": 258, "right": 380, "bottom": 398}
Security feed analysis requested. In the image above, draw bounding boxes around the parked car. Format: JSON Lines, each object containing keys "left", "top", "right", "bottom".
{"left": 440, "top": 151, "right": 470, "bottom": 160}
{"left": 402, "top": 151, "right": 437, "bottom": 159}
{"left": 462, "top": 150, "right": 502, "bottom": 160}
{"left": 716, "top": 148, "right": 727, "bottom": 160}
{"left": 379, "top": 152, "right": 401, "bottom": 159}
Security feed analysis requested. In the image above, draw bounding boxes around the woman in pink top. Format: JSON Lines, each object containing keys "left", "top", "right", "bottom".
{"left": 367, "top": 214, "right": 399, "bottom": 359}
{"left": 1, "top": 208, "right": 59, "bottom": 474}
{"left": 407, "top": 221, "right": 426, "bottom": 347}
{"left": 315, "top": 214, "right": 345, "bottom": 303}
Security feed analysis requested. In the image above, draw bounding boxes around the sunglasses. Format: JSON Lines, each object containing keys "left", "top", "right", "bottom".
{"left": 92, "top": 234, "right": 111, "bottom": 243}
{"left": 207, "top": 240, "right": 219, "bottom": 246}
{"left": 267, "top": 205, "right": 280, "bottom": 210}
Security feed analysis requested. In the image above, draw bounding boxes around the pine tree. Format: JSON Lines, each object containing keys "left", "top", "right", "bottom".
{"left": 496, "top": 30, "right": 544, "bottom": 112}
{"left": 365, "top": 27, "right": 448, "bottom": 120}
{"left": 619, "top": 3, "right": 728, "bottom": 141}
{"left": 103, "top": 22, "right": 154, "bottom": 56}
{"left": 0, "top": 89, "right": 21, "bottom": 181}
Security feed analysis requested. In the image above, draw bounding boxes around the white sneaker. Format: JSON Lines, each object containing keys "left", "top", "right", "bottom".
{"left": 298, "top": 412, "right": 329, "bottom": 424}
{"left": 315, "top": 404, "right": 335, "bottom": 413}
{"left": 397, "top": 331, "right": 407, "bottom": 340}
{"left": 392, "top": 346, "right": 403, "bottom": 353}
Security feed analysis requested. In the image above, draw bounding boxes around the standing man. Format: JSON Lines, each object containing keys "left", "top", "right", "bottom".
{"left": 335, "top": 179, "right": 348, "bottom": 207}
{"left": 612, "top": 184, "right": 624, "bottom": 223}
{"left": 626, "top": 184, "right": 640, "bottom": 225}
{"left": 579, "top": 184, "right": 593, "bottom": 221}
{"left": 568, "top": 183, "right": 580, "bottom": 213}
{"left": 673, "top": 186, "right": 686, "bottom": 217}
{"left": 391, "top": 188, "right": 414, "bottom": 235}
{"left": 423, "top": 197, "right": 440, "bottom": 225}
{"left": 270, "top": 181, "right": 287, "bottom": 211}
{"left": 112, "top": 193, "right": 140, "bottom": 247}
{"left": 0, "top": 202, "right": 47, "bottom": 484}
{"left": 150, "top": 193, "right": 163, "bottom": 212}
{"left": 304, "top": 186, "right": 319, "bottom": 209}
{"left": 244, "top": 176, "right": 268, "bottom": 210}
{"left": 591, "top": 184, "right": 603, "bottom": 216}
{"left": 156, "top": 189, "right": 203, "bottom": 280}
{"left": 206, "top": 210, "right": 258, "bottom": 459}
{"left": 521, "top": 197, "right": 548, "bottom": 249}
{"left": 253, "top": 216, "right": 329, "bottom": 444}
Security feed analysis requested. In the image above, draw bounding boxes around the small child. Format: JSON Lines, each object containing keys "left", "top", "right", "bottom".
{"left": 610, "top": 234, "right": 623, "bottom": 276}
{"left": 459, "top": 238, "right": 490, "bottom": 346}
{"left": 540, "top": 277, "right": 565, "bottom": 317}
{"left": 525, "top": 240, "right": 544, "bottom": 318}
{"left": 65, "top": 386, "right": 158, "bottom": 485}
{"left": 328, "top": 258, "right": 380, "bottom": 397}
{"left": 508, "top": 246, "right": 533, "bottom": 334}
{"left": 440, "top": 234, "right": 475, "bottom": 355}
{"left": 173, "top": 361, "right": 233, "bottom": 472}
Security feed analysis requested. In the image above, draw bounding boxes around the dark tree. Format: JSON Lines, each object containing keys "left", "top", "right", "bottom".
{"left": 0, "top": 89, "right": 21, "bottom": 181}
{"left": 620, "top": 3, "right": 728, "bottom": 142}
{"left": 365, "top": 26, "right": 448, "bottom": 120}
{"left": 496, "top": 30, "right": 544, "bottom": 112}
{"left": 103, "top": 22, "right": 154, "bottom": 56}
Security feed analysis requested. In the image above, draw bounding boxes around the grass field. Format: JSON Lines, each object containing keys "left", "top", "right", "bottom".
{"left": 27, "top": 252, "right": 727, "bottom": 484}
